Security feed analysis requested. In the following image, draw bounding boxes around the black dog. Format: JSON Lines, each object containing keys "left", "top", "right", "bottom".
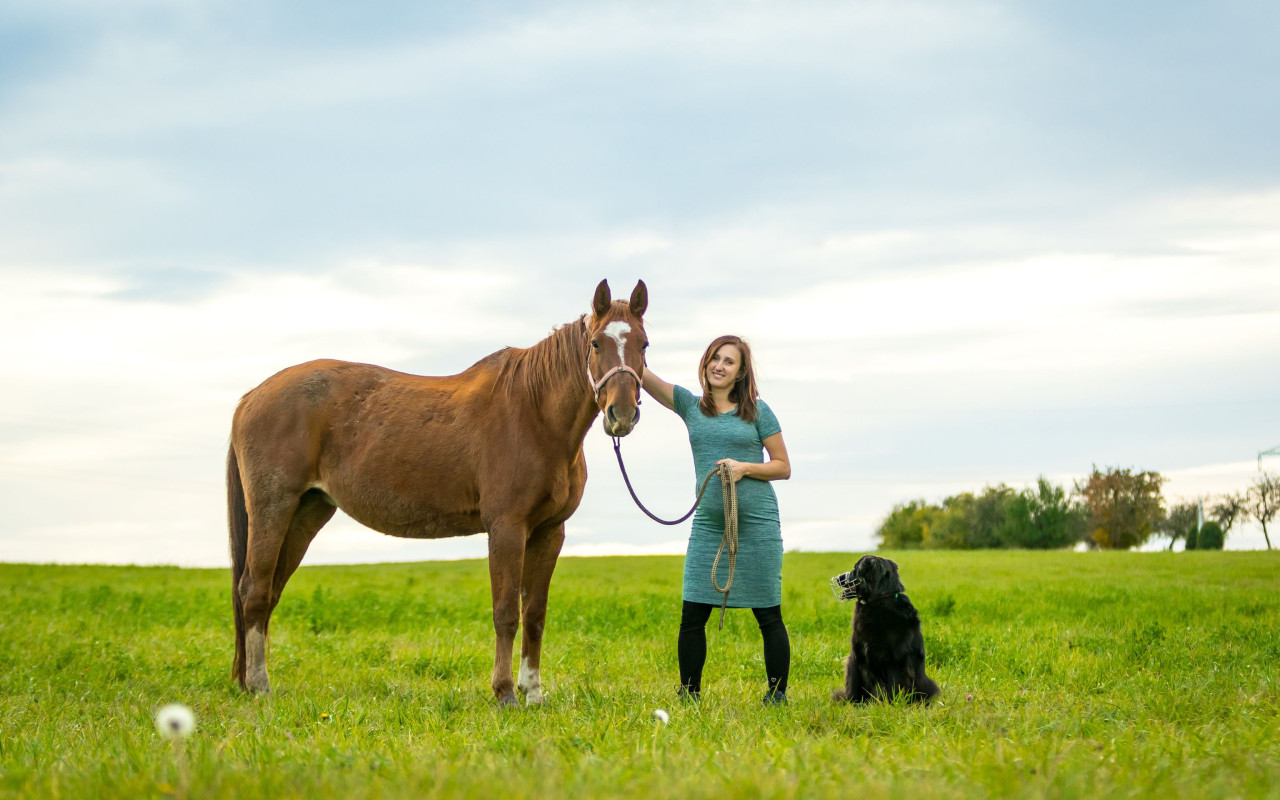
{"left": 831, "top": 554, "right": 939, "bottom": 704}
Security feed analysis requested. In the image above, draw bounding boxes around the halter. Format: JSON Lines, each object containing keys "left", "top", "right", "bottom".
{"left": 586, "top": 359, "right": 643, "bottom": 401}
{"left": 584, "top": 336, "right": 643, "bottom": 404}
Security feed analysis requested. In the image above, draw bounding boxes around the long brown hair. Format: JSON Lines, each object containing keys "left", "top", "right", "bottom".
{"left": 697, "top": 335, "right": 759, "bottom": 422}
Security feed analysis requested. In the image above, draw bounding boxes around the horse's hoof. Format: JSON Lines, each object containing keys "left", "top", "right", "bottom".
{"left": 497, "top": 691, "right": 520, "bottom": 708}
{"left": 247, "top": 677, "right": 272, "bottom": 696}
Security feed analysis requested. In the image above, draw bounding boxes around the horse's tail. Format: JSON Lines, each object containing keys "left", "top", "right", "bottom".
{"left": 227, "top": 442, "right": 249, "bottom": 689}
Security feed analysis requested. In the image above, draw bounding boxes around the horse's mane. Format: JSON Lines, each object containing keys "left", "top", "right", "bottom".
{"left": 492, "top": 316, "right": 590, "bottom": 404}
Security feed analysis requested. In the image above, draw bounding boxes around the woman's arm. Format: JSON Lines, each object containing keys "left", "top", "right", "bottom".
{"left": 718, "top": 432, "right": 791, "bottom": 482}
{"left": 642, "top": 368, "right": 677, "bottom": 411}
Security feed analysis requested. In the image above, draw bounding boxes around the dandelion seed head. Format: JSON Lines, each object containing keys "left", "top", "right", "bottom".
{"left": 155, "top": 704, "right": 196, "bottom": 739}
{"left": 653, "top": 709, "right": 669, "bottom": 724}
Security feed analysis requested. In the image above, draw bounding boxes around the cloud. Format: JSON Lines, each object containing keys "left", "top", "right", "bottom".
{"left": 3, "top": 184, "right": 1279, "bottom": 565}
{"left": 14, "top": 0, "right": 1272, "bottom": 269}
{"left": 2, "top": 2, "right": 1279, "bottom": 563}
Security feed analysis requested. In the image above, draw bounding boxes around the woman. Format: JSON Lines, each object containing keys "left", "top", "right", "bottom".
{"left": 643, "top": 335, "right": 792, "bottom": 704}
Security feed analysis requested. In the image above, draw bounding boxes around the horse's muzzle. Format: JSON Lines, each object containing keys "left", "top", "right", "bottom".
{"left": 604, "top": 403, "right": 639, "bottom": 436}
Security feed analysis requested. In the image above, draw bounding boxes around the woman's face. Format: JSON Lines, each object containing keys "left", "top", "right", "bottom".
{"left": 705, "top": 344, "right": 743, "bottom": 391}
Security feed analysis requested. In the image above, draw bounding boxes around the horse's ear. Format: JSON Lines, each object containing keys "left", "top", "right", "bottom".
{"left": 592, "top": 280, "right": 612, "bottom": 319}
{"left": 629, "top": 280, "right": 648, "bottom": 317}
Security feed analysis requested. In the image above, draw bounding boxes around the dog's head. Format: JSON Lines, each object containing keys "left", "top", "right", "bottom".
{"left": 830, "top": 554, "right": 905, "bottom": 602}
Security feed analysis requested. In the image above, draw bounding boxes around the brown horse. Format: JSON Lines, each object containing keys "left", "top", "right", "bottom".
{"left": 227, "top": 279, "right": 648, "bottom": 706}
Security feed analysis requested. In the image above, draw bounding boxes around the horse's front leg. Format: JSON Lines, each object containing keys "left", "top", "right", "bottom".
{"left": 487, "top": 521, "right": 527, "bottom": 707}
{"left": 518, "top": 523, "right": 565, "bottom": 705}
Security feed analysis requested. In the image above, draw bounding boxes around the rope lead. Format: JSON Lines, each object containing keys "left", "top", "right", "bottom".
{"left": 612, "top": 438, "right": 740, "bottom": 630}
{"left": 709, "top": 463, "right": 737, "bottom": 630}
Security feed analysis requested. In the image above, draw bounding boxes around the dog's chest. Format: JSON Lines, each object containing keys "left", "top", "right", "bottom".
{"left": 854, "top": 608, "right": 910, "bottom": 663}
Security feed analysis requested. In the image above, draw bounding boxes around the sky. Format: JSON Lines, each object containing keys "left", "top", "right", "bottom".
{"left": 1, "top": 0, "right": 1278, "bottom": 567}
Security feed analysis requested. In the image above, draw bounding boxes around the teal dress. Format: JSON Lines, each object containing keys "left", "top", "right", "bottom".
{"left": 673, "top": 385, "right": 784, "bottom": 608}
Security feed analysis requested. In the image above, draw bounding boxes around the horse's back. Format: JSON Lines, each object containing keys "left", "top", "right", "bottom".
{"left": 232, "top": 358, "right": 500, "bottom": 538}
{"left": 235, "top": 358, "right": 487, "bottom": 423}
{"left": 238, "top": 359, "right": 398, "bottom": 406}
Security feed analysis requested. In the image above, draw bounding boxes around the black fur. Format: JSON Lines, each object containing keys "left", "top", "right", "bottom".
{"left": 832, "top": 555, "right": 939, "bottom": 704}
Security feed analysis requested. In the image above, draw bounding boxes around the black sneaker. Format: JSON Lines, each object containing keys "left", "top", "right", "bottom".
{"left": 677, "top": 686, "right": 701, "bottom": 703}
{"left": 762, "top": 689, "right": 787, "bottom": 706}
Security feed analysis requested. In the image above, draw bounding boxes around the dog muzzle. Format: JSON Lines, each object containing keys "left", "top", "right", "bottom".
{"left": 829, "top": 570, "right": 862, "bottom": 601}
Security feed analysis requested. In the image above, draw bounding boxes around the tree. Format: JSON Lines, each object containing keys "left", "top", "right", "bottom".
{"left": 878, "top": 479, "right": 1092, "bottom": 551}
{"left": 876, "top": 500, "right": 935, "bottom": 549}
{"left": 1010, "top": 477, "right": 1088, "bottom": 549}
{"left": 930, "top": 493, "right": 976, "bottom": 549}
{"left": 1210, "top": 492, "right": 1248, "bottom": 535}
{"left": 972, "top": 485, "right": 1024, "bottom": 549}
{"left": 1075, "top": 466, "right": 1166, "bottom": 550}
{"left": 1159, "top": 500, "right": 1201, "bottom": 551}
{"left": 1245, "top": 473, "right": 1280, "bottom": 551}
{"left": 1196, "top": 520, "right": 1224, "bottom": 550}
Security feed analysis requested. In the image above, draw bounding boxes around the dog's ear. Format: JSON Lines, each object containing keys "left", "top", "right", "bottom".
{"left": 876, "top": 559, "right": 896, "bottom": 594}
{"left": 884, "top": 559, "right": 905, "bottom": 594}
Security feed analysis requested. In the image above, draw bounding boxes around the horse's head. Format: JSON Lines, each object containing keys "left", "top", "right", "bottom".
{"left": 587, "top": 279, "right": 648, "bottom": 437}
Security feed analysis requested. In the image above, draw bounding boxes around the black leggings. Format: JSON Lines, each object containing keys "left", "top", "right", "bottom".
{"left": 678, "top": 600, "right": 790, "bottom": 695}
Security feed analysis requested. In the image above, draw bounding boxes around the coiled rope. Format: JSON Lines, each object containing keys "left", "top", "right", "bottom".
{"left": 611, "top": 437, "right": 739, "bottom": 629}
{"left": 707, "top": 464, "right": 738, "bottom": 630}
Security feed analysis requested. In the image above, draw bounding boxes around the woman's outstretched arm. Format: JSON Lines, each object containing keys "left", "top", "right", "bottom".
{"left": 642, "top": 369, "right": 676, "bottom": 411}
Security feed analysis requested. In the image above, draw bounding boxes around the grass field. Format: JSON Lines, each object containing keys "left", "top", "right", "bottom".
{"left": 1, "top": 550, "right": 1277, "bottom": 799}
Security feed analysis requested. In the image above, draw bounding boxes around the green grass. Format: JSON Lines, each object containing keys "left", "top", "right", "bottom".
{"left": 1, "top": 551, "right": 1278, "bottom": 799}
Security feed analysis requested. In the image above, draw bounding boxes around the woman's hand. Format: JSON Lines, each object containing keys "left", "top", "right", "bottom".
{"left": 716, "top": 435, "right": 791, "bottom": 483}
{"left": 716, "top": 458, "right": 750, "bottom": 482}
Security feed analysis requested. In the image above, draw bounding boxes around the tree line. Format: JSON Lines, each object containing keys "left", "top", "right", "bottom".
{"left": 876, "top": 468, "right": 1280, "bottom": 551}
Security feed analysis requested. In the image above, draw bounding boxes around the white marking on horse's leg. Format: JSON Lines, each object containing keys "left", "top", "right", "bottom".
{"left": 245, "top": 627, "right": 271, "bottom": 694}
{"left": 603, "top": 320, "right": 632, "bottom": 366}
{"left": 518, "top": 655, "right": 543, "bottom": 705}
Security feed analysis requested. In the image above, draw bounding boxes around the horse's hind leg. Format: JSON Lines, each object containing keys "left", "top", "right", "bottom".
{"left": 270, "top": 491, "right": 336, "bottom": 615}
{"left": 238, "top": 490, "right": 305, "bottom": 695}
{"left": 517, "top": 523, "right": 565, "bottom": 706}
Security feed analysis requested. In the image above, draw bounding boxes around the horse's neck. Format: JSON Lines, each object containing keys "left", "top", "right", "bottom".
{"left": 516, "top": 320, "right": 599, "bottom": 444}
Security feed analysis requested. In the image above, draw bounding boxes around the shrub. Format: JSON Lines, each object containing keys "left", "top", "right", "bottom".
{"left": 1196, "top": 520, "right": 1224, "bottom": 550}
{"left": 1184, "top": 524, "right": 1198, "bottom": 550}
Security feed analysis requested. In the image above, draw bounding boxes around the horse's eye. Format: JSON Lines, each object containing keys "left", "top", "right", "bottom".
{"left": 591, "top": 340, "right": 600, "bottom": 350}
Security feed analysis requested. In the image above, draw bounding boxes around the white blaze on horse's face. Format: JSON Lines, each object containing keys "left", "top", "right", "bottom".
{"left": 603, "top": 321, "right": 632, "bottom": 366}
{"left": 593, "top": 317, "right": 642, "bottom": 437}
